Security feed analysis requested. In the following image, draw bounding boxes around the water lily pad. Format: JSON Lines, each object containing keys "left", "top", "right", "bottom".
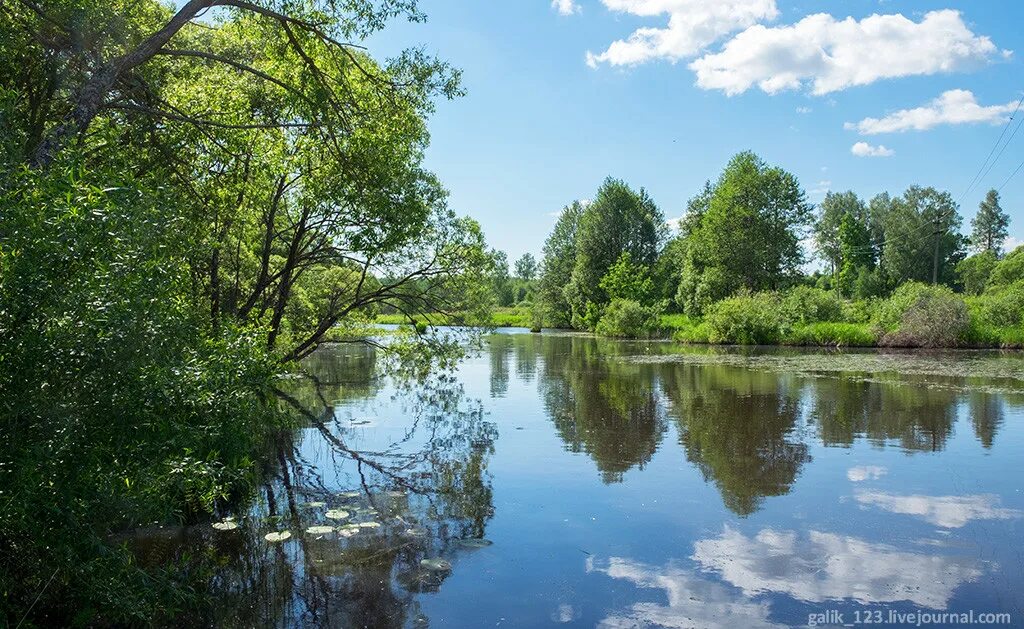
{"left": 212, "top": 521, "right": 238, "bottom": 531}
{"left": 457, "top": 538, "right": 492, "bottom": 548}
{"left": 386, "top": 490, "right": 406, "bottom": 498}
{"left": 304, "top": 501, "right": 326, "bottom": 508}
{"left": 265, "top": 531, "right": 292, "bottom": 543}
{"left": 338, "top": 529, "right": 357, "bottom": 538}
{"left": 305, "top": 526, "right": 334, "bottom": 535}
{"left": 403, "top": 527, "right": 428, "bottom": 537}
{"left": 358, "top": 521, "right": 381, "bottom": 529}
{"left": 325, "top": 509, "right": 350, "bottom": 520}
{"left": 419, "top": 558, "right": 451, "bottom": 572}
{"left": 339, "top": 491, "right": 360, "bottom": 499}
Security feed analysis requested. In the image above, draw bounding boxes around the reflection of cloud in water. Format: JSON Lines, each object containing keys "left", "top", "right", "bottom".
{"left": 691, "top": 527, "right": 981, "bottom": 609}
{"left": 847, "top": 466, "right": 887, "bottom": 482}
{"left": 586, "top": 557, "right": 784, "bottom": 629}
{"left": 550, "top": 603, "right": 580, "bottom": 623}
{"left": 855, "top": 492, "right": 1022, "bottom": 528}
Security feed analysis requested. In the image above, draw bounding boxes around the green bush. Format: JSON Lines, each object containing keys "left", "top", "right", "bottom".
{"left": 972, "top": 283, "right": 1024, "bottom": 327}
{"left": 956, "top": 251, "right": 997, "bottom": 295}
{"left": 841, "top": 298, "right": 876, "bottom": 324}
{"left": 988, "top": 245, "right": 1024, "bottom": 287}
{"left": 873, "top": 282, "right": 947, "bottom": 330}
{"left": 880, "top": 286, "right": 969, "bottom": 348}
{"left": 705, "top": 291, "right": 787, "bottom": 344}
{"left": 676, "top": 321, "right": 713, "bottom": 343}
{"left": 595, "top": 299, "right": 662, "bottom": 338}
{"left": 782, "top": 286, "right": 843, "bottom": 324}
{"left": 784, "top": 322, "right": 877, "bottom": 347}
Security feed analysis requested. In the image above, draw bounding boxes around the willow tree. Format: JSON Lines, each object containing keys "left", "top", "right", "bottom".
{"left": 0, "top": 1, "right": 491, "bottom": 622}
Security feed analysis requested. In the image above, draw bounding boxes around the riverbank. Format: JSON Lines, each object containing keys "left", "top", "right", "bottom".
{"left": 372, "top": 312, "right": 1024, "bottom": 350}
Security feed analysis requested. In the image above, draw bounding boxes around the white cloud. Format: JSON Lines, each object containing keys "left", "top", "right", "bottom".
{"left": 690, "top": 10, "right": 1006, "bottom": 95}
{"left": 855, "top": 492, "right": 1022, "bottom": 528}
{"left": 692, "top": 526, "right": 982, "bottom": 609}
{"left": 587, "top": 556, "right": 783, "bottom": 628}
{"left": 796, "top": 106, "right": 812, "bottom": 114}
{"left": 586, "top": 0, "right": 778, "bottom": 68}
{"left": 847, "top": 90, "right": 1019, "bottom": 135}
{"left": 552, "top": 0, "right": 580, "bottom": 16}
{"left": 1004, "top": 236, "right": 1022, "bottom": 253}
{"left": 851, "top": 142, "right": 894, "bottom": 157}
{"left": 847, "top": 465, "right": 887, "bottom": 482}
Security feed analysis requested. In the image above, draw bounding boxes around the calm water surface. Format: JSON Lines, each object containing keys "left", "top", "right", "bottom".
{"left": 143, "top": 332, "right": 1024, "bottom": 627}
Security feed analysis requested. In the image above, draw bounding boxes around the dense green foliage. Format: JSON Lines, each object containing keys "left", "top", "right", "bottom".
{"left": 525, "top": 154, "right": 1018, "bottom": 347}
{"left": 0, "top": 0, "right": 498, "bottom": 623}
{"left": 676, "top": 152, "right": 811, "bottom": 314}
{"left": 564, "top": 178, "right": 665, "bottom": 329}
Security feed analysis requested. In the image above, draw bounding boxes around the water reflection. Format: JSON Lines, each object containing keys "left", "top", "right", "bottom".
{"left": 123, "top": 335, "right": 1024, "bottom": 627}
{"left": 660, "top": 364, "right": 810, "bottom": 516}
{"left": 588, "top": 556, "right": 783, "bottom": 628}
{"left": 805, "top": 373, "right": 960, "bottom": 452}
{"left": 854, "top": 492, "right": 1022, "bottom": 528}
{"left": 539, "top": 336, "right": 666, "bottom": 483}
{"left": 691, "top": 527, "right": 983, "bottom": 609}
{"left": 188, "top": 343, "right": 496, "bottom": 627}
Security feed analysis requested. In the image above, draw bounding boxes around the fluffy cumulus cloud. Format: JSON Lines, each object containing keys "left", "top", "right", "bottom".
{"left": 585, "top": 0, "right": 778, "bottom": 68}
{"left": 692, "top": 527, "right": 982, "bottom": 609}
{"left": 851, "top": 142, "right": 893, "bottom": 157}
{"left": 689, "top": 10, "right": 1006, "bottom": 95}
{"left": 552, "top": 0, "right": 580, "bottom": 17}
{"left": 846, "top": 90, "right": 1020, "bottom": 134}
{"left": 855, "top": 492, "right": 1022, "bottom": 528}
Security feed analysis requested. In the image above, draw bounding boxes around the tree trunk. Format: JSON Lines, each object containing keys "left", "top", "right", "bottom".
{"left": 31, "top": 0, "right": 215, "bottom": 167}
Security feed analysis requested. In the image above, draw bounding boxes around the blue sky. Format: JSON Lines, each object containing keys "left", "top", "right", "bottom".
{"left": 362, "top": 0, "right": 1024, "bottom": 264}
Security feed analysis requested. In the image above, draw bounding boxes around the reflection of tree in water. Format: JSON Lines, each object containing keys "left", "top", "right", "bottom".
{"left": 806, "top": 374, "right": 958, "bottom": 452}
{"left": 968, "top": 392, "right": 1003, "bottom": 449}
{"left": 539, "top": 336, "right": 666, "bottom": 483}
{"left": 174, "top": 343, "right": 497, "bottom": 627}
{"left": 660, "top": 364, "right": 810, "bottom": 517}
{"left": 489, "top": 334, "right": 513, "bottom": 397}
{"left": 513, "top": 333, "right": 539, "bottom": 382}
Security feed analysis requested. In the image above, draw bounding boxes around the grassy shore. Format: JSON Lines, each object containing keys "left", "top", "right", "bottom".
{"left": 374, "top": 308, "right": 1024, "bottom": 350}
{"left": 376, "top": 306, "right": 535, "bottom": 329}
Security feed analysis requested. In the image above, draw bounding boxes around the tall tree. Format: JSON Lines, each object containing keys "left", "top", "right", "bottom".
{"left": 837, "top": 211, "right": 873, "bottom": 297}
{"left": 971, "top": 189, "right": 1010, "bottom": 254}
{"left": 677, "top": 152, "right": 811, "bottom": 314}
{"left": 514, "top": 253, "right": 537, "bottom": 281}
{"left": 813, "top": 191, "right": 868, "bottom": 275}
{"left": 539, "top": 201, "right": 584, "bottom": 327}
{"left": 565, "top": 178, "right": 665, "bottom": 329}
{"left": 879, "top": 186, "right": 965, "bottom": 287}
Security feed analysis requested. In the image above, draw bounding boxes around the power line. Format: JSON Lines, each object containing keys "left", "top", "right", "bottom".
{"left": 996, "top": 157, "right": 1024, "bottom": 192}
{"left": 835, "top": 91, "right": 1024, "bottom": 258}
{"left": 954, "top": 93, "right": 1024, "bottom": 207}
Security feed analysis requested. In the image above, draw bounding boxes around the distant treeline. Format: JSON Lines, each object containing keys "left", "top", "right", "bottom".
{"left": 495, "top": 151, "right": 1022, "bottom": 346}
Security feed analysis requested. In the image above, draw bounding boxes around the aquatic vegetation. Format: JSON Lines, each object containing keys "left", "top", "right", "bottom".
{"left": 325, "top": 509, "right": 350, "bottom": 520}
{"left": 212, "top": 521, "right": 239, "bottom": 532}
{"left": 305, "top": 526, "right": 335, "bottom": 535}
{"left": 457, "top": 538, "right": 493, "bottom": 548}
{"left": 264, "top": 531, "right": 292, "bottom": 543}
